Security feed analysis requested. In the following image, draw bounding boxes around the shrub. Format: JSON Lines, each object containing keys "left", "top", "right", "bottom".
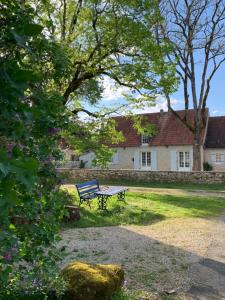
{"left": 203, "top": 161, "right": 213, "bottom": 171}
{"left": 79, "top": 160, "right": 86, "bottom": 169}
{"left": 61, "top": 261, "right": 124, "bottom": 300}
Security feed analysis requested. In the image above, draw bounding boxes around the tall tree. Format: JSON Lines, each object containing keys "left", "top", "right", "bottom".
{"left": 35, "top": 0, "right": 176, "bottom": 117}
{"left": 159, "top": 0, "right": 225, "bottom": 170}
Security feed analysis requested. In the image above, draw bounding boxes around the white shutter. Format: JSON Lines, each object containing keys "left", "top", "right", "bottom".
{"left": 112, "top": 151, "right": 119, "bottom": 164}
{"left": 171, "top": 150, "right": 177, "bottom": 171}
{"left": 221, "top": 154, "right": 225, "bottom": 162}
{"left": 134, "top": 150, "right": 140, "bottom": 169}
{"left": 151, "top": 150, "right": 157, "bottom": 171}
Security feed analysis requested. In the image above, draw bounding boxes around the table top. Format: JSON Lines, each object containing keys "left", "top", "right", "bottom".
{"left": 95, "top": 186, "right": 128, "bottom": 196}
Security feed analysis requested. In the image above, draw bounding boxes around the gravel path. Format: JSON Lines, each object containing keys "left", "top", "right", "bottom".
{"left": 59, "top": 213, "right": 225, "bottom": 299}
{"left": 185, "top": 213, "right": 225, "bottom": 300}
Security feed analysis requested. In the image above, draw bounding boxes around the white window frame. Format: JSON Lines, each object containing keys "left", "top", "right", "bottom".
{"left": 178, "top": 151, "right": 190, "bottom": 171}
{"left": 141, "top": 151, "right": 151, "bottom": 170}
{"left": 211, "top": 153, "right": 224, "bottom": 164}
{"left": 141, "top": 135, "right": 150, "bottom": 145}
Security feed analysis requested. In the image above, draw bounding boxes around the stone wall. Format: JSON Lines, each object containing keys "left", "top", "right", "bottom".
{"left": 58, "top": 168, "right": 225, "bottom": 184}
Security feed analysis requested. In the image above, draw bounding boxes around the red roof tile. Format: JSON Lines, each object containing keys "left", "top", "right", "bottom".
{"left": 205, "top": 116, "right": 225, "bottom": 148}
{"left": 112, "top": 109, "right": 207, "bottom": 147}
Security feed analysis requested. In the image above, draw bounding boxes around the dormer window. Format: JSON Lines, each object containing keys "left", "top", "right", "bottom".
{"left": 142, "top": 135, "right": 150, "bottom": 145}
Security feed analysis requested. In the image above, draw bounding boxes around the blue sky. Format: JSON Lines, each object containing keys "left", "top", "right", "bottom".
{"left": 93, "top": 62, "right": 225, "bottom": 117}
{"left": 172, "top": 64, "right": 225, "bottom": 116}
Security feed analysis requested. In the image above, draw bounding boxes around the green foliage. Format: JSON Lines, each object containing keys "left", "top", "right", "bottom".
{"left": 0, "top": 0, "right": 69, "bottom": 297}
{"left": 203, "top": 161, "right": 213, "bottom": 171}
{"left": 79, "top": 160, "right": 86, "bottom": 169}
{"left": 130, "top": 115, "right": 157, "bottom": 136}
{"left": 32, "top": 0, "right": 177, "bottom": 164}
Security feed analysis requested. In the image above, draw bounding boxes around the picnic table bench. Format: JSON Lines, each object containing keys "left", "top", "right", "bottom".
{"left": 76, "top": 179, "right": 128, "bottom": 210}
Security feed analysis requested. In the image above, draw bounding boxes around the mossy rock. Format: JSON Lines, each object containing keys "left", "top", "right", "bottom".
{"left": 61, "top": 261, "right": 124, "bottom": 300}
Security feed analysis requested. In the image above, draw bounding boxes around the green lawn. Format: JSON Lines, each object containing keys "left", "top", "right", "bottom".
{"left": 62, "top": 185, "right": 225, "bottom": 228}
{"left": 97, "top": 179, "right": 225, "bottom": 191}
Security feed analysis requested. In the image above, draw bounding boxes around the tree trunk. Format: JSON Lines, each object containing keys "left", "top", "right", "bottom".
{"left": 192, "top": 130, "right": 202, "bottom": 171}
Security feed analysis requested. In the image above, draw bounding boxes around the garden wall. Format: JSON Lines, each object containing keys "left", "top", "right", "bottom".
{"left": 58, "top": 168, "right": 225, "bottom": 184}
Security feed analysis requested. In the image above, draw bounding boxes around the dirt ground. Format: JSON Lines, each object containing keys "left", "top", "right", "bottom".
{"left": 58, "top": 212, "right": 225, "bottom": 299}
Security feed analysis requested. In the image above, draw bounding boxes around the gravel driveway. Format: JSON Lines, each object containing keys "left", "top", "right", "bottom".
{"left": 58, "top": 213, "right": 225, "bottom": 299}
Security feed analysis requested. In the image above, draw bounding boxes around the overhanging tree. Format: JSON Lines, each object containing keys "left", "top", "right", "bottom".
{"left": 0, "top": 0, "right": 71, "bottom": 296}
{"left": 35, "top": 0, "right": 176, "bottom": 115}
{"left": 30, "top": 0, "right": 178, "bottom": 163}
{"left": 159, "top": 0, "right": 225, "bottom": 170}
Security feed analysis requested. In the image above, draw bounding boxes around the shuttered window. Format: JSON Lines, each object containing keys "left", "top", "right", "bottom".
{"left": 211, "top": 153, "right": 224, "bottom": 163}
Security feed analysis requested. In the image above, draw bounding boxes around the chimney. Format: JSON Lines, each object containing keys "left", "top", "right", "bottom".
{"left": 160, "top": 109, "right": 164, "bottom": 115}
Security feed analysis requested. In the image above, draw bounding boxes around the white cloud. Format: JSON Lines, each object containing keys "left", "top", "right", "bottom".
{"left": 212, "top": 110, "right": 219, "bottom": 115}
{"left": 100, "top": 76, "right": 182, "bottom": 114}
{"left": 126, "top": 95, "right": 180, "bottom": 115}
{"left": 211, "top": 110, "right": 225, "bottom": 116}
{"left": 101, "top": 77, "right": 130, "bottom": 101}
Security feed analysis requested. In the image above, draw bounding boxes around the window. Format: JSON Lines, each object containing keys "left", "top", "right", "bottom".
{"left": 179, "top": 151, "right": 190, "bottom": 169}
{"left": 179, "top": 152, "right": 184, "bottom": 168}
{"left": 141, "top": 135, "right": 151, "bottom": 145}
{"left": 211, "top": 153, "right": 224, "bottom": 163}
{"left": 142, "top": 152, "right": 151, "bottom": 167}
{"left": 185, "top": 151, "right": 190, "bottom": 167}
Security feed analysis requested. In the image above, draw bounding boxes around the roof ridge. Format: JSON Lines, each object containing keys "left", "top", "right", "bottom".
{"left": 209, "top": 115, "right": 225, "bottom": 119}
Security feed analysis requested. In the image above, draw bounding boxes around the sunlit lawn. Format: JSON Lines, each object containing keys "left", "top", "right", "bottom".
{"left": 62, "top": 185, "right": 225, "bottom": 228}
{"left": 63, "top": 179, "right": 225, "bottom": 191}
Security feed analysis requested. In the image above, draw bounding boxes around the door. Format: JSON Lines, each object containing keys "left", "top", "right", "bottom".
{"left": 141, "top": 151, "right": 151, "bottom": 170}
{"left": 178, "top": 151, "right": 190, "bottom": 171}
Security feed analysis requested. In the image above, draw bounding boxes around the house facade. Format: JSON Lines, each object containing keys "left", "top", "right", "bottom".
{"left": 204, "top": 116, "right": 225, "bottom": 171}
{"left": 70, "top": 109, "right": 225, "bottom": 172}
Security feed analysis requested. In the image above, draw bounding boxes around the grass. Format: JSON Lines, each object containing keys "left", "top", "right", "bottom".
{"left": 97, "top": 179, "right": 225, "bottom": 191}
{"left": 62, "top": 185, "right": 225, "bottom": 228}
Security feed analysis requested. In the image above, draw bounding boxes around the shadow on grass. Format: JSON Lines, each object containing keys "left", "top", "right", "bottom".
{"left": 63, "top": 201, "right": 165, "bottom": 229}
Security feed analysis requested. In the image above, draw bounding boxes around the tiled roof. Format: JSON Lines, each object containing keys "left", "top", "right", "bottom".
{"left": 205, "top": 116, "right": 225, "bottom": 148}
{"left": 112, "top": 109, "right": 207, "bottom": 147}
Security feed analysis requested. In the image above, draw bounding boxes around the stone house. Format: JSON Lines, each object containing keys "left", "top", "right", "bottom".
{"left": 73, "top": 109, "right": 225, "bottom": 172}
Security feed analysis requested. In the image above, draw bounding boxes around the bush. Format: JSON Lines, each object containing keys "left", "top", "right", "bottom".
{"left": 203, "top": 161, "right": 213, "bottom": 171}
{"left": 61, "top": 261, "right": 124, "bottom": 300}
{"left": 79, "top": 160, "right": 86, "bottom": 169}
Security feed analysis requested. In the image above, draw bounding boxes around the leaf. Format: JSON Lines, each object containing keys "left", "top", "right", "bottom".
{"left": 21, "top": 23, "right": 43, "bottom": 36}
{"left": 0, "top": 163, "right": 9, "bottom": 176}
{"left": 11, "top": 30, "right": 27, "bottom": 46}
{"left": 0, "top": 265, "right": 12, "bottom": 283}
{"left": 9, "top": 224, "right": 15, "bottom": 230}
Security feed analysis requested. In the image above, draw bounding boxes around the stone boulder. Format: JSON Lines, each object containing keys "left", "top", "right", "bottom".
{"left": 61, "top": 261, "right": 124, "bottom": 300}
